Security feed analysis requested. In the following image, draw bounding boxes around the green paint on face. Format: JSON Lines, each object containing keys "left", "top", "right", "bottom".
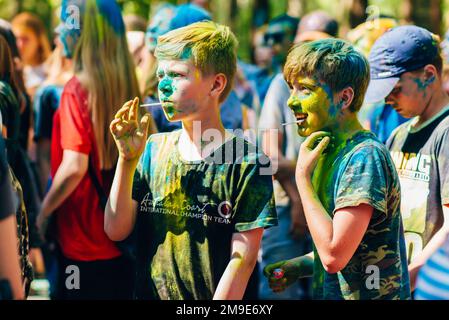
{"left": 159, "top": 77, "right": 174, "bottom": 98}
{"left": 287, "top": 77, "right": 334, "bottom": 137}
{"left": 158, "top": 75, "right": 183, "bottom": 119}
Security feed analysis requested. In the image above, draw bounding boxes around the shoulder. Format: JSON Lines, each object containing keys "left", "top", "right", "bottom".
{"left": 433, "top": 114, "right": 449, "bottom": 138}
{"left": 0, "top": 81, "right": 17, "bottom": 104}
{"left": 61, "top": 76, "right": 88, "bottom": 101}
{"left": 385, "top": 119, "right": 413, "bottom": 147}
{"left": 342, "top": 133, "right": 393, "bottom": 172}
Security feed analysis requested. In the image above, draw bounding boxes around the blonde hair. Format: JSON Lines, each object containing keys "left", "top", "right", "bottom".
{"left": 73, "top": 0, "right": 141, "bottom": 169}
{"left": 11, "top": 12, "right": 51, "bottom": 64}
{"left": 155, "top": 21, "right": 238, "bottom": 102}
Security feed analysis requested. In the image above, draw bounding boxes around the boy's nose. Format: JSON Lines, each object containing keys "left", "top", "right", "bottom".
{"left": 158, "top": 79, "right": 173, "bottom": 96}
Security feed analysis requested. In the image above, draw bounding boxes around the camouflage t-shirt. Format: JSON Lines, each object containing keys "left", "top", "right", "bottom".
{"left": 132, "top": 130, "right": 278, "bottom": 300}
{"left": 312, "top": 131, "right": 410, "bottom": 300}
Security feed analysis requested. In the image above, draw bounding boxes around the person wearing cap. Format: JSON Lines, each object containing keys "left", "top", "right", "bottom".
{"left": 263, "top": 38, "right": 411, "bottom": 300}
{"left": 347, "top": 17, "right": 408, "bottom": 143}
{"left": 366, "top": 25, "right": 449, "bottom": 291}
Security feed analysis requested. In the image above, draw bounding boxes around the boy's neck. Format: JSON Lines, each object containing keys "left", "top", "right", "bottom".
{"left": 417, "top": 86, "right": 449, "bottom": 126}
{"left": 179, "top": 105, "right": 227, "bottom": 160}
{"left": 325, "top": 113, "right": 365, "bottom": 146}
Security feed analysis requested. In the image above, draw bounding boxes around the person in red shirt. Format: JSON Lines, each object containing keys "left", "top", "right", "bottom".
{"left": 36, "top": 0, "right": 151, "bottom": 299}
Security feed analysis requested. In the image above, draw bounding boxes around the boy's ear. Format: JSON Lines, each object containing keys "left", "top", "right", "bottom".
{"left": 210, "top": 73, "right": 227, "bottom": 99}
{"left": 339, "top": 87, "right": 355, "bottom": 111}
{"left": 423, "top": 64, "right": 438, "bottom": 85}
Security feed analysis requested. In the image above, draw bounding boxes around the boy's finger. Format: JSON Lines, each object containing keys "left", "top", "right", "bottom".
{"left": 313, "top": 136, "right": 330, "bottom": 154}
{"left": 304, "top": 131, "right": 330, "bottom": 150}
{"left": 115, "top": 101, "right": 133, "bottom": 119}
{"left": 138, "top": 114, "right": 151, "bottom": 138}
{"left": 129, "top": 97, "right": 139, "bottom": 121}
{"left": 110, "top": 118, "right": 122, "bottom": 134}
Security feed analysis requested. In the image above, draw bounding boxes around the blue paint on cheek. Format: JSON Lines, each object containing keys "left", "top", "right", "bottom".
{"left": 413, "top": 76, "right": 435, "bottom": 91}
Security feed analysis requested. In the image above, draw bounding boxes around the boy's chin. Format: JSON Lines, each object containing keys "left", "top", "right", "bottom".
{"left": 296, "top": 126, "right": 311, "bottom": 137}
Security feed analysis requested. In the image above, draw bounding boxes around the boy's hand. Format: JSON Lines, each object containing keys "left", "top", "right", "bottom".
{"left": 296, "top": 131, "right": 331, "bottom": 179}
{"left": 263, "top": 258, "right": 303, "bottom": 293}
{"left": 110, "top": 97, "right": 151, "bottom": 162}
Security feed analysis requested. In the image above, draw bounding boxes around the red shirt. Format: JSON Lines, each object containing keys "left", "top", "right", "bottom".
{"left": 51, "top": 77, "right": 121, "bottom": 261}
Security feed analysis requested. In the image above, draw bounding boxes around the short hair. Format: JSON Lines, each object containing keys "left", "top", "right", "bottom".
{"left": 268, "top": 14, "right": 299, "bottom": 36}
{"left": 284, "top": 38, "right": 370, "bottom": 112}
{"left": 155, "top": 21, "right": 238, "bottom": 102}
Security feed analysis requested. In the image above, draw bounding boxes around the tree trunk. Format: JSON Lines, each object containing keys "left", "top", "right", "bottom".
{"left": 287, "top": 0, "right": 305, "bottom": 17}
{"left": 349, "top": 0, "right": 368, "bottom": 28}
{"left": 252, "top": 0, "right": 270, "bottom": 28}
{"left": 402, "top": 0, "right": 442, "bottom": 34}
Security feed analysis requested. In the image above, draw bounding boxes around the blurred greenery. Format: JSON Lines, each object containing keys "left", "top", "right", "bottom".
{"left": 1, "top": 0, "right": 448, "bottom": 62}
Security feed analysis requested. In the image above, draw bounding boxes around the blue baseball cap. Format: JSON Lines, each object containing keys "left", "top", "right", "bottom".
{"left": 364, "top": 25, "right": 439, "bottom": 104}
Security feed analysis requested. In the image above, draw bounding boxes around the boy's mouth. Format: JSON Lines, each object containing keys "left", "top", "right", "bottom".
{"left": 295, "top": 113, "right": 308, "bottom": 124}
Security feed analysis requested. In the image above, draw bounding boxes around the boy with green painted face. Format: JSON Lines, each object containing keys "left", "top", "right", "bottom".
{"left": 264, "top": 38, "right": 411, "bottom": 299}
{"left": 105, "top": 21, "right": 277, "bottom": 300}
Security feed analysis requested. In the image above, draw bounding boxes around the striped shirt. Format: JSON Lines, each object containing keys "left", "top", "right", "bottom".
{"left": 415, "top": 236, "right": 449, "bottom": 300}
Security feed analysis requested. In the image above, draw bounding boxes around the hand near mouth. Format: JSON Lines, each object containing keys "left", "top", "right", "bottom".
{"left": 296, "top": 131, "right": 332, "bottom": 179}
{"left": 110, "top": 97, "right": 151, "bottom": 162}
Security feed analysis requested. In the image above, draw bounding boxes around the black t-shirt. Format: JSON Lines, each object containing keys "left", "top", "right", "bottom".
{"left": 0, "top": 135, "right": 15, "bottom": 221}
{"left": 387, "top": 107, "right": 449, "bottom": 263}
{"left": 132, "top": 131, "right": 277, "bottom": 299}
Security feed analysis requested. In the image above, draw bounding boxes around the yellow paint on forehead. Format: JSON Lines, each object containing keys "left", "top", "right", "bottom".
{"left": 194, "top": 69, "right": 201, "bottom": 81}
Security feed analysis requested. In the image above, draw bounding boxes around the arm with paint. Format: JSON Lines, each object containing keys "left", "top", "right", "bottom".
{"left": 213, "top": 228, "right": 263, "bottom": 300}
{"left": 264, "top": 251, "right": 314, "bottom": 293}
{"left": 295, "top": 132, "right": 373, "bottom": 274}
{"left": 105, "top": 98, "right": 151, "bottom": 241}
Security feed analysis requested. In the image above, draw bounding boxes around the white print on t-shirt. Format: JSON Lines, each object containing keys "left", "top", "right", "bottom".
{"left": 390, "top": 151, "right": 431, "bottom": 181}
{"left": 139, "top": 193, "right": 232, "bottom": 224}
{"left": 390, "top": 151, "right": 431, "bottom": 261}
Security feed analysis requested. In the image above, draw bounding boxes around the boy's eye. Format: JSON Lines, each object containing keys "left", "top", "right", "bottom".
{"left": 168, "top": 72, "right": 183, "bottom": 78}
{"left": 391, "top": 87, "right": 401, "bottom": 95}
{"left": 298, "top": 85, "right": 312, "bottom": 95}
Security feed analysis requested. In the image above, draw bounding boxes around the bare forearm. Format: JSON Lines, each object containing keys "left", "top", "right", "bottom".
{"left": 36, "top": 139, "right": 51, "bottom": 193}
{"left": 213, "top": 256, "right": 257, "bottom": 300}
{"left": 297, "top": 177, "right": 333, "bottom": 250}
{"left": 0, "top": 216, "right": 24, "bottom": 299}
{"left": 41, "top": 164, "right": 85, "bottom": 217}
{"left": 409, "top": 226, "right": 449, "bottom": 290}
{"left": 105, "top": 158, "right": 138, "bottom": 241}
{"left": 278, "top": 175, "right": 301, "bottom": 204}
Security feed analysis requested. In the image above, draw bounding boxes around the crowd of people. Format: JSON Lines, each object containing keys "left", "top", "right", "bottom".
{"left": 1, "top": 0, "right": 449, "bottom": 300}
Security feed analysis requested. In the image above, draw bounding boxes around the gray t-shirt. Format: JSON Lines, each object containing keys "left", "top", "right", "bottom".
{"left": 386, "top": 106, "right": 449, "bottom": 263}
{"left": 258, "top": 73, "right": 304, "bottom": 206}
